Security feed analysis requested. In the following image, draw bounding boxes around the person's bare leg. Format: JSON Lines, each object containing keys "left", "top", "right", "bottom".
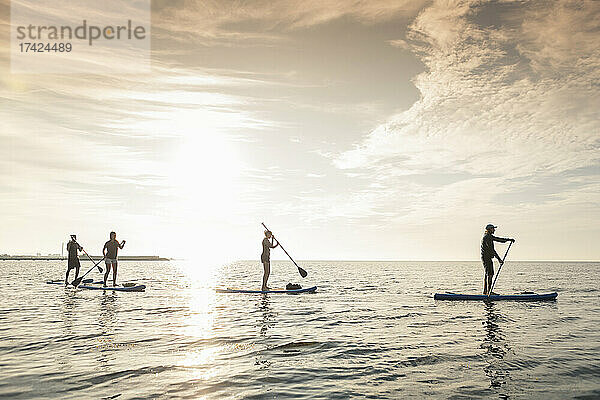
{"left": 262, "top": 262, "right": 270, "bottom": 291}
{"left": 112, "top": 263, "right": 118, "bottom": 286}
{"left": 483, "top": 273, "right": 488, "bottom": 295}
{"left": 103, "top": 265, "right": 111, "bottom": 286}
{"left": 65, "top": 268, "right": 70, "bottom": 286}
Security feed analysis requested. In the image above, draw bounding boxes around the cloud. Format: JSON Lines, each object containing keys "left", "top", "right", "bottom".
{"left": 387, "top": 39, "right": 411, "bottom": 50}
{"left": 153, "top": 0, "right": 427, "bottom": 43}
{"left": 331, "top": 0, "right": 600, "bottom": 227}
{"left": 517, "top": 0, "right": 600, "bottom": 74}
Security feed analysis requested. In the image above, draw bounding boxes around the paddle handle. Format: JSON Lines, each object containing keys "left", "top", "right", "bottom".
{"left": 489, "top": 241, "right": 513, "bottom": 295}
{"left": 73, "top": 240, "right": 103, "bottom": 273}
{"left": 262, "top": 223, "right": 307, "bottom": 277}
{"left": 81, "top": 248, "right": 98, "bottom": 266}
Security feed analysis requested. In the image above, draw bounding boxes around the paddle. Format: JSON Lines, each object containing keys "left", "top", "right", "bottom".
{"left": 80, "top": 247, "right": 103, "bottom": 274}
{"left": 261, "top": 222, "right": 308, "bottom": 278}
{"left": 488, "top": 240, "right": 513, "bottom": 296}
{"left": 71, "top": 256, "right": 105, "bottom": 287}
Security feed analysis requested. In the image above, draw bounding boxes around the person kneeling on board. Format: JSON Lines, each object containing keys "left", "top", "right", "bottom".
{"left": 481, "top": 224, "right": 514, "bottom": 295}
{"left": 103, "top": 231, "right": 126, "bottom": 287}
{"left": 261, "top": 230, "right": 279, "bottom": 291}
{"left": 65, "top": 234, "right": 83, "bottom": 286}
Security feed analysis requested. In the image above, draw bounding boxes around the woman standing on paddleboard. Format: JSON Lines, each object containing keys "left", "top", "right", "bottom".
{"left": 261, "top": 230, "right": 279, "bottom": 291}
{"left": 103, "top": 231, "right": 126, "bottom": 287}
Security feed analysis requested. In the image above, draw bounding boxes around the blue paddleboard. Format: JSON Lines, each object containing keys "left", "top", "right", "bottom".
{"left": 47, "top": 280, "right": 145, "bottom": 291}
{"left": 217, "top": 286, "right": 317, "bottom": 294}
{"left": 47, "top": 279, "right": 94, "bottom": 285}
{"left": 434, "top": 292, "right": 557, "bottom": 301}
{"left": 78, "top": 284, "right": 146, "bottom": 292}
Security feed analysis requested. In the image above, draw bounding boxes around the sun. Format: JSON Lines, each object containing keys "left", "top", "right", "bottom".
{"left": 163, "top": 108, "right": 245, "bottom": 263}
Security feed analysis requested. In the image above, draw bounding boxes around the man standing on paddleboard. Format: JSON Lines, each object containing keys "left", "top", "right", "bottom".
{"left": 103, "top": 231, "right": 125, "bottom": 287}
{"left": 481, "top": 224, "right": 514, "bottom": 295}
{"left": 65, "top": 234, "right": 83, "bottom": 286}
{"left": 261, "top": 230, "right": 279, "bottom": 291}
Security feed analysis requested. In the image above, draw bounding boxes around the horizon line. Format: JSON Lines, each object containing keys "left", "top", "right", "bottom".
{"left": 1, "top": 255, "right": 598, "bottom": 263}
{"left": 228, "top": 259, "right": 600, "bottom": 263}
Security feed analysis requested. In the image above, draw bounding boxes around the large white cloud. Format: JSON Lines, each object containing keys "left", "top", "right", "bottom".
{"left": 334, "top": 0, "right": 599, "bottom": 210}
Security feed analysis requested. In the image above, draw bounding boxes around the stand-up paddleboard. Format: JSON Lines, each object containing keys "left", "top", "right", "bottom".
{"left": 77, "top": 284, "right": 146, "bottom": 292}
{"left": 47, "top": 279, "right": 94, "bottom": 285}
{"left": 47, "top": 280, "right": 146, "bottom": 292}
{"left": 217, "top": 286, "right": 317, "bottom": 294}
{"left": 434, "top": 292, "right": 557, "bottom": 301}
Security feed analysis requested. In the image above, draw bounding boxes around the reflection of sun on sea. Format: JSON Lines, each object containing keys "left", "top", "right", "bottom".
{"left": 180, "top": 347, "right": 222, "bottom": 380}
{"left": 175, "top": 260, "right": 218, "bottom": 338}
{"left": 175, "top": 258, "right": 222, "bottom": 377}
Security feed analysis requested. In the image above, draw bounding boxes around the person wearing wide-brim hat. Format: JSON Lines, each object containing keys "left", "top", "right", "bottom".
{"left": 481, "top": 224, "right": 514, "bottom": 295}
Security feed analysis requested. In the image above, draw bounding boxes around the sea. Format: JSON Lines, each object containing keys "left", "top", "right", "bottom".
{"left": 0, "top": 260, "right": 598, "bottom": 399}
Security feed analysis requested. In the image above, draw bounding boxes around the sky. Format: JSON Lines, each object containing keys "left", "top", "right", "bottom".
{"left": 1, "top": 0, "right": 599, "bottom": 263}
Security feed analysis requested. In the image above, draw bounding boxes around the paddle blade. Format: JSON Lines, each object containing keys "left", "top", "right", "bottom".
{"left": 97, "top": 266, "right": 103, "bottom": 273}
{"left": 298, "top": 267, "right": 308, "bottom": 278}
{"left": 71, "top": 277, "right": 83, "bottom": 287}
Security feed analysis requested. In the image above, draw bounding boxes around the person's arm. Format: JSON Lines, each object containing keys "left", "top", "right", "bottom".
{"left": 270, "top": 237, "right": 279, "bottom": 248}
{"left": 492, "top": 235, "right": 510, "bottom": 243}
{"left": 492, "top": 235, "right": 515, "bottom": 263}
{"left": 102, "top": 243, "right": 107, "bottom": 257}
{"left": 492, "top": 235, "right": 515, "bottom": 243}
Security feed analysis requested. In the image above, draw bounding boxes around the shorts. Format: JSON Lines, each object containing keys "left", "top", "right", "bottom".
{"left": 105, "top": 258, "right": 118, "bottom": 266}
{"left": 261, "top": 254, "right": 269, "bottom": 264}
{"left": 483, "top": 259, "right": 494, "bottom": 276}
{"left": 67, "top": 258, "right": 81, "bottom": 270}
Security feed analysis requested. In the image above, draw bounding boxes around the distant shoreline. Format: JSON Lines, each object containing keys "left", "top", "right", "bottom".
{"left": 0, "top": 256, "right": 170, "bottom": 261}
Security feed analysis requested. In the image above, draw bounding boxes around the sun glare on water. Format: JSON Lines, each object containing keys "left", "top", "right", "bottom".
{"left": 171, "top": 258, "right": 224, "bottom": 379}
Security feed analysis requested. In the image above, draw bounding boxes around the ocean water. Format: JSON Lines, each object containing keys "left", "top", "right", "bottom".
{"left": 0, "top": 260, "right": 598, "bottom": 399}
